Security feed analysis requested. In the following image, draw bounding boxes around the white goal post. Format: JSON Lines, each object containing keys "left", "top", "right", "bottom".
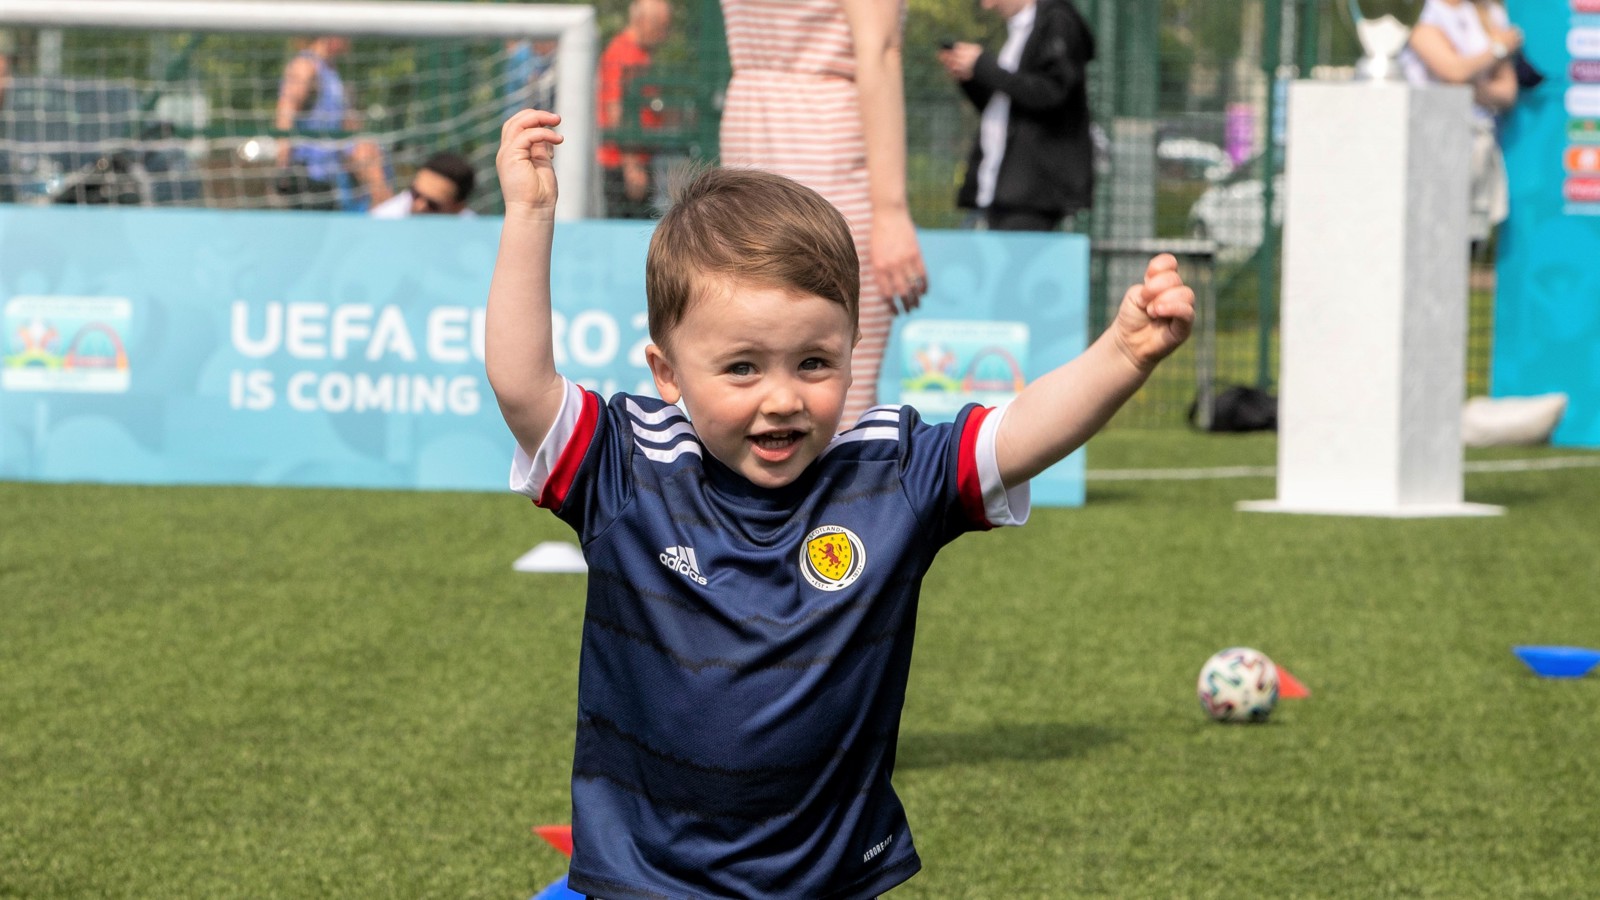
{"left": 0, "top": 0, "right": 597, "bottom": 218}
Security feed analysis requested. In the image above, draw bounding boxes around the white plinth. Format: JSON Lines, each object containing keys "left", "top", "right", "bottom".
{"left": 513, "top": 541, "right": 588, "bottom": 573}
{"left": 1236, "top": 498, "right": 1504, "bottom": 518}
{"left": 1240, "top": 81, "right": 1504, "bottom": 518}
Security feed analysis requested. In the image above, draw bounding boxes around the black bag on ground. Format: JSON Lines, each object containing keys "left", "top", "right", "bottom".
{"left": 1190, "top": 385, "right": 1278, "bottom": 432}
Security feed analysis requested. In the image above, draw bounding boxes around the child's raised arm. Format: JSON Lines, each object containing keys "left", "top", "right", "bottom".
{"left": 995, "top": 253, "right": 1195, "bottom": 486}
{"left": 485, "top": 109, "right": 567, "bottom": 455}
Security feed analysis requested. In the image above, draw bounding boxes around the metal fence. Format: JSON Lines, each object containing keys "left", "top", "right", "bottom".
{"left": 0, "top": 0, "right": 1495, "bottom": 426}
{"left": 598, "top": 0, "right": 1452, "bottom": 427}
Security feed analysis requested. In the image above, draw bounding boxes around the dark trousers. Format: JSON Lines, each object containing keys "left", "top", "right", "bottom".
{"left": 601, "top": 166, "right": 655, "bottom": 220}
{"left": 983, "top": 205, "right": 1065, "bottom": 232}
{"left": 273, "top": 165, "right": 342, "bottom": 212}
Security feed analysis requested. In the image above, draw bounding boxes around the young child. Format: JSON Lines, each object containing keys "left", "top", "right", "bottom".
{"left": 486, "top": 109, "right": 1194, "bottom": 899}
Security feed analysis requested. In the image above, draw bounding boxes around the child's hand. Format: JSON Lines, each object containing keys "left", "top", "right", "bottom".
{"left": 496, "top": 109, "right": 563, "bottom": 217}
{"left": 1113, "top": 253, "right": 1195, "bottom": 371}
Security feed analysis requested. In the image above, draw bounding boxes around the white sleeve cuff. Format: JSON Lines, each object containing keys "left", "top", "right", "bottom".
{"left": 509, "top": 378, "right": 584, "bottom": 499}
{"left": 977, "top": 401, "right": 1030, "bottom": 527}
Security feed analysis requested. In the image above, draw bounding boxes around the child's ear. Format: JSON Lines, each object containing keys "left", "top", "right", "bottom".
{"left": 644, "top": 344, "right": 682, "bottom": 404}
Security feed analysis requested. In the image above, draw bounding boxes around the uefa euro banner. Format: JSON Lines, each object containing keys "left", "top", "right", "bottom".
{"left": 1496, "top": 0, "right": 1600, "bottom": 446}
{"left": 0, "top": 207, "right": 1089, "bottom": 504}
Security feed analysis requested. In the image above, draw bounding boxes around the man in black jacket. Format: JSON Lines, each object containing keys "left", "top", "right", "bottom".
{"left": 938, "top": 0, "right": 1095, "bottom": 231}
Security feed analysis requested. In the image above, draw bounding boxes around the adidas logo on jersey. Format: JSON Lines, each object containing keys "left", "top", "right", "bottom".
{"left": 659, "top": 545, "right": 708, "bottom": 585}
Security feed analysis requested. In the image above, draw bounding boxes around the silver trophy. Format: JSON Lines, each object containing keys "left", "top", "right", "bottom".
{"left": 1348, "top": 0, "right": 1417, "bottom": 82}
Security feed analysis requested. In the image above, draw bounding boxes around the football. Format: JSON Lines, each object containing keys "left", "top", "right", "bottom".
{"left": 1196, "top": 647, "right": 1279, "bottom": 723}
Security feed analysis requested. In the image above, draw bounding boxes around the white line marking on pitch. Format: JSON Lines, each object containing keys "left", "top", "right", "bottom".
{"left": 1089, "top": 466, "right": 1273, "bottom": 481}
{"left": 1088, "top": 456, "right": 1600, "bottom": 482}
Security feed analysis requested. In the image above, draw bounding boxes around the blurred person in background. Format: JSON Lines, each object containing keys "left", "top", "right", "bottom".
{"left": 504, "top": 38, "right": 559, "bottom": 119}
{"left": 369, "top": 151, "right": 477, "bottom": 218}
{"left": 274, "top": 35, "right": 393, "bottom": 211}
{"left": 1401, "top": 0, "right": 1523, "bottom": 246}
{"left": 0, "top": 30, "right": 16, "bottom": 204}
{"left": 0, "top": 30, "right": 13, "bottom": 111}
{"left": 596, "top": 0, "right": 673, "bottom": 219}
{"left": 937, "top": 0, "right": 1096, "bottom": 232}
{"left": 719, "top": 0, "right": 928, "bottom": 427}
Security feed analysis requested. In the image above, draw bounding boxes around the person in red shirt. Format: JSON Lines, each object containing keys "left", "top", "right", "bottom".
{"left": 596, "top": 0, "right": 673, "bottom": 218}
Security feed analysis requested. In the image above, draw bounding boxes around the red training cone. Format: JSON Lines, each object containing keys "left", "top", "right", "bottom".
{"left": 1277, "top": 666, "right": 1311, "bottom": 699}
{"left": 533, "top": 825, "right": 574, "bottom": 857}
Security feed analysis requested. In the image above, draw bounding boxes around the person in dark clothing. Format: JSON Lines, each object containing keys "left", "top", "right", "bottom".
{"left": 938, "top": 0, "right": 1095, "bottom": 231}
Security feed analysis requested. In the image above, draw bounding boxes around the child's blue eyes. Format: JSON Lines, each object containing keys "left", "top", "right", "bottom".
{"left": 725, "top": 358, "right": 830, "bottom": 376}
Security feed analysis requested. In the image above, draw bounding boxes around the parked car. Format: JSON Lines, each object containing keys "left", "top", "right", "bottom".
{"left": 1156, "top": 137, "right": 1233, "bottom": 183}
{"left": 1186, "top": 148, "right": 1284, "bottom": 260}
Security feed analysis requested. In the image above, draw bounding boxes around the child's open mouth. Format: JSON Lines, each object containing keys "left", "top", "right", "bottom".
{"left": 749, "top": 430, "right": 804, "bottom": 460}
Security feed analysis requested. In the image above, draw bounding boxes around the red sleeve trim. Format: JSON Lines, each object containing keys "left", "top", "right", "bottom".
{"left": 956, "top": 405, "right": 993, "bottom": 529}
{"left": 537, "top": 390, "right": 600, "bottom": 510}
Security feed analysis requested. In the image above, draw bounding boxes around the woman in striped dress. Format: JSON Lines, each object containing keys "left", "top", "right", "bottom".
{"left": 720, "top": 0, "right": 928, "bottom": 425}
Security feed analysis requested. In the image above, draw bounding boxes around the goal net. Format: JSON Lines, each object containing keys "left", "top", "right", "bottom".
{"left": 0, "top": 0, "right": 596, "bottom": 218}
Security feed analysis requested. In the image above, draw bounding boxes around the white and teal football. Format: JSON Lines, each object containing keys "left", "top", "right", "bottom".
{"left": 1197, "top": 647, "right": 1279, "bottom": 723}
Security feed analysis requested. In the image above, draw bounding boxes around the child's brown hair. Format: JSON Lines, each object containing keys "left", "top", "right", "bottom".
{"left": 645, "top": 166, "right": 860, "bottom": 349}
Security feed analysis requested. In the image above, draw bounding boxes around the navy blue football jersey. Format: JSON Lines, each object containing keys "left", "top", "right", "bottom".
{"left": 511, "top": 380, "right": 1029, "bottom": 900}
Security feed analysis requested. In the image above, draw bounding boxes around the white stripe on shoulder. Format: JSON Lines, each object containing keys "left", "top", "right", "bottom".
{"left": 636, "top": 440, "right": 703, "bottom": 464}
{"left": 622, "top": 397, "right": 702, "bottom": 463}
{"left": 821, "top": 425, "right": 900, "bottom": 458}
{"left": 624, "top": 397, "right": 687, "bottom": 425}
{"left": 632, "top": 419, "right": 698, "bottom": 445}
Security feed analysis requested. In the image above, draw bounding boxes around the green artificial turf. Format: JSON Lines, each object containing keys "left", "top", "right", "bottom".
{"left": 2, "top": 432, "right": 1597, "bottom": 898}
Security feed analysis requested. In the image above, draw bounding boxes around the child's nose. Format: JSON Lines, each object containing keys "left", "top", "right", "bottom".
{"left": 760, "top": 378, "right": 804, "bottom": 417}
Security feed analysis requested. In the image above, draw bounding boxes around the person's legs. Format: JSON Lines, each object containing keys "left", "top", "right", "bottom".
{"left": 1468, "top": 123, "right": 1508, "bottom": 246}
{"left": 843, "top": 209, "right": 892, "bottom": 427}
{"left": 602, "top": 166, "right": 654, "bottom": 219}
{"left": 347, "top": 139, "right": 393, "bottom": 209}
{"left": 847, "top": 301, "right": 890, "bottom": 427}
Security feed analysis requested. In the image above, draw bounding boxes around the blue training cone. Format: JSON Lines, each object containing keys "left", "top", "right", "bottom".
{"left": 1512, "top": 645, "right": 1600, "bottom": 679}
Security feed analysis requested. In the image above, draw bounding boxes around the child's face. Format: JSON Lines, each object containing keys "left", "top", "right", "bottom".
{"left": 645, "top": 276, "right": 855, "bottom": 489}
